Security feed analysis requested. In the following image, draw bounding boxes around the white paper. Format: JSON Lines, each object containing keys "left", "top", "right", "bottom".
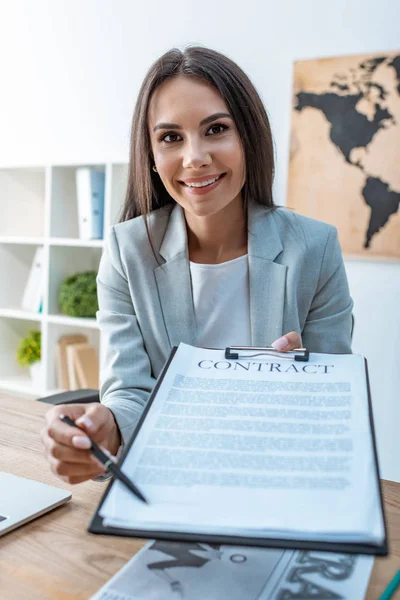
{"left": 21, "top": 246, "right": 44, "bottom": 312}
{"left": 76, "top": 167, "right": 92, "bottom": 240}
{"left": 100, "top": 344, "right": 384, "bottom": 545}
{"left": 90, "top": 541, "right": 374, "bottom": 600}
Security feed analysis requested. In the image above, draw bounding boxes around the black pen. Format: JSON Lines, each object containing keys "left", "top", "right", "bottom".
{"left": 60, "top": 414, "right": 148, "bottom": 504}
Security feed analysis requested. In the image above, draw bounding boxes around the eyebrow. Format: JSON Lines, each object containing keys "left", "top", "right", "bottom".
{"left": 153, "top": 112, "right": 232, "bottom": 133}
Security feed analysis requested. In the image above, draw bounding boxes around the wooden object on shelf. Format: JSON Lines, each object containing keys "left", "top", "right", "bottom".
{"left": 67, "top": 342, "right": 99, "bottom": 389}
{"left": 56, "top": 334, "right": 88, "bottom": 390}
{"left": 65, "top": 345, "right": 79, "bottom": 391}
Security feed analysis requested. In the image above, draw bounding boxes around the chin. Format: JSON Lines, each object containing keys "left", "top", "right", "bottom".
{"left": 186, "top": 205, "right": 214, "bottom": 218}
{"left": 187, "top": 199, "right": 225, "bottom": 214}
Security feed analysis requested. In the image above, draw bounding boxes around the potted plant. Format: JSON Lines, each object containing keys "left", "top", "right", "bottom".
{"left": 59, "top": 271, "right": 99, "bottom": 318}
{"left": 16, "top": 329, "right": 42, "bottom": 387}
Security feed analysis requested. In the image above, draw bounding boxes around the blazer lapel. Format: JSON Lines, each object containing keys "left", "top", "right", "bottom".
{"left": 154, "top": 205, "right": 196, "bottom": 348}
{"left": 248, "top": 203, "right": 287, "bottom": 346}
{"left": 154, "top": 201, "right": 287, "bottom": 349}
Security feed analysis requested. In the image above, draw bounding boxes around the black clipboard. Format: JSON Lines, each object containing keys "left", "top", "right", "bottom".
{"left": 89, "top": 348, "right": 388, "bottom": 556}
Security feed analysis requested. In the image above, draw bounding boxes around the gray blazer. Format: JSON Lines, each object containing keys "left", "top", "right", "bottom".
{"left": 97, "top": 201, "right": 353, "bottom": 444}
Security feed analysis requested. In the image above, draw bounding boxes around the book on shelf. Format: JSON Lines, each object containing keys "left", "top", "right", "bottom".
{"left": 66, "top": 344, "right": 80, "bottom": 391}
{"left": 55, "top": 334, "right": 88, "bottom": 390}
{"left": 66, "top": 342, "right": 99, "bottom": 390}
{"left": 75, "top": 167, "right": 105, "bottom": 240}
{"left": 73, "top": 343, "right": 99, "bottom": 388}
{"left": 21, "top": 246, "right": 44, "bottom": 313}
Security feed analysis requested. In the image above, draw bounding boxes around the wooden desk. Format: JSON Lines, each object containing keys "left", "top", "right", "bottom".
{"left": 0, "top": 394, "right": 399, "bottom": 600}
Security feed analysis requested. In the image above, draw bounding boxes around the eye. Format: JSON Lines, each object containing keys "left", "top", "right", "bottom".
{"left": 206, "top": 123, "right": 228, "bottom": 136}
{"left": 159, "top": 133, "right": 182, "bottom": 144}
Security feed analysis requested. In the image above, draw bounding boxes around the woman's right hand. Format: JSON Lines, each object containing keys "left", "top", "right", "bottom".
{"left": 41, "top": 402, "right": 122, "bottom": 484}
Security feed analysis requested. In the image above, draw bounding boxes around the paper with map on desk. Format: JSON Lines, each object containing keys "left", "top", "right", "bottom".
{"left": 96, "top": 343, "right": 386, "bottom": 552}
{"left": 90, "top": 541, "right": 374, "bottom": 600}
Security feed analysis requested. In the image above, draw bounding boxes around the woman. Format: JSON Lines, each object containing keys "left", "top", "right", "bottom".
{"left": 41, "top": 46, "right": 353, "bottom": 484}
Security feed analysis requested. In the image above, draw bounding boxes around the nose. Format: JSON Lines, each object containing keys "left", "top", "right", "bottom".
{"left": 182, "top": 137, "right": 212, "bottom": 169}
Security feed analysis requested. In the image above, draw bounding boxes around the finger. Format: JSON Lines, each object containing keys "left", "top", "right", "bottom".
{"left": 41, "top": 428, "right": 93, "bottom": 470}
{"left": 271, "top": 331, "right": 302, "bottom": 352}
{"left": 60, "top": 472, "right": 106, "bottom": 485}
{"left": 44, "top": 404, "right": 87, "bottom": 428}
{"left": 49, "top": 458, "right": 106, "bottom": 479}
{"left": 47, "top": 419, "right": 92, "bottom": 448}
{"left": 45, "top": 403, "right": 100, "bottom": 447}
{"left": 44, "top": 437, "right": 100, "bottom": 465}
{"left": 75, "top": 404, "right": 113, "bottom": 442}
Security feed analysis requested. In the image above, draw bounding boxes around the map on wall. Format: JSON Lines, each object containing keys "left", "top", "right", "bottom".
{"left": 287, "top": 50, "right": 400, "bottom": 259}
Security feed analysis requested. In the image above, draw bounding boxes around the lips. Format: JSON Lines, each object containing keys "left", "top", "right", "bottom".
{"left": 179, "top": 173, "right": 226, "bottom": 188}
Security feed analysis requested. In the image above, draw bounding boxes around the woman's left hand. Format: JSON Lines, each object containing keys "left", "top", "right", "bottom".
{"left": 271, "top": 331, "right": 302, "bottom": 352}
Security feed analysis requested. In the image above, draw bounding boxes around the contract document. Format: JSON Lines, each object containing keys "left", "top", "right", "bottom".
{"left": 90, "top": 344, "right": 387, "bottom": 555}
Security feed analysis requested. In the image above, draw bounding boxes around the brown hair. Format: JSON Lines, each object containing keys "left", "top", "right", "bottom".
{"left": 120, "top": 45, "right": 275, "bottom": 224}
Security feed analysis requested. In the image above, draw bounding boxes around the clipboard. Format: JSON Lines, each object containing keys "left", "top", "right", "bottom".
{"left": 89, "top": 346, "right": 388, "bottom": 556}
{"left": 225, "top": 346, "right": 309, "bottom": 361}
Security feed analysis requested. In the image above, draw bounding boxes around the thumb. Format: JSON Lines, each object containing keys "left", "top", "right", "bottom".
{"left": 75, "top": 403, "right": 105, "bottom": 432}
{"left": 271, "top": 331, "right": 302, "bottom": 352}
{"left": 75, "top": 403, "right": 113, "bottom": 442}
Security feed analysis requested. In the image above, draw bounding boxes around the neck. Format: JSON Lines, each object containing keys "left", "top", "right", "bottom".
{"left": 185, "top": 196, "right": 247, "bottom": 264}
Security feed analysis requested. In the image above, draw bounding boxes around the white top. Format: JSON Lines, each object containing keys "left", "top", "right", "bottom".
{"left": 189, "top": 254, "right": 251, "bottom": 349}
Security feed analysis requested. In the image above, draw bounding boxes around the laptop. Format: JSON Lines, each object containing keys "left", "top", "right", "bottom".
{"left": 0, "top": 472, "right": 72, "bottom": 536}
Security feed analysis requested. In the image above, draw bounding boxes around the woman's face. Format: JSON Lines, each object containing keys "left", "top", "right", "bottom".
{"left": 148, "top": 76, "right": 245, "bottom": 219}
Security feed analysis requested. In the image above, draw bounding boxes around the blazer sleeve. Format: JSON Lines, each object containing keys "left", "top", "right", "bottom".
{"left": 302, "top": 227, "right": 354, "bottom": 354}
{"left": 96, "top": 226, "right": 156, "bottom": 446}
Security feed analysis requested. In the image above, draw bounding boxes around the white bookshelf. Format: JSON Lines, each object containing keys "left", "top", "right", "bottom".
{"left": 0, "top": 163, "right": 129, "bottom": 398}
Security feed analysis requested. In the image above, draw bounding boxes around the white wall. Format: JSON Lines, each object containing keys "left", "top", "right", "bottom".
{"left": 0, "top": 0, "right": 399, "bottom": 480}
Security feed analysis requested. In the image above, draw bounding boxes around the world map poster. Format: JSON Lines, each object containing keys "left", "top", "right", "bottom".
{"left": 287, "top": 50, "right": 400, "bottom": 259}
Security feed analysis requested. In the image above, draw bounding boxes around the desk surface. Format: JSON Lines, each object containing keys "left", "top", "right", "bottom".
{"left": 0, "top": 394, "right": 399, "bottom": 600}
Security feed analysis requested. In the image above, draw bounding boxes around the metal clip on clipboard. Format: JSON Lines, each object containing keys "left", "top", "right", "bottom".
{"left": 225, "top": 346, "right": 310, "bottom": 362}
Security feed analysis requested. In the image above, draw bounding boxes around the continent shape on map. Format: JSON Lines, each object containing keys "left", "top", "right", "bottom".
{"left": 294, "top": 54, "right": 400, "bottom": 248}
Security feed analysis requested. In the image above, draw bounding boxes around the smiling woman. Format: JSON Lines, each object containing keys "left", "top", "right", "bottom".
{"left": 41, "top": 46, "right": 354, "bottom": 485}
{"left": 121, "top": 46, "right": 274, "bottom": 226}
{"left": 147, "top": 76, "right": 248, "bottom": 261}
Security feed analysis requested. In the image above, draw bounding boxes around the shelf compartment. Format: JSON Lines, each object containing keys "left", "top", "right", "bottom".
{"left": 0, "top": 167, "right": 46, "bottom": 237}
{"left": 0, "top": 243, "right": 45, "bottom": 311}
{"left": 47, "top": 322, "right": 100, "bottom": 392}
{"left": 50, "top": 164, "right": 106, "bottom": 239}
{"left": 106, "top": 163, "right": 129, "bottom": 231}
{"left": 48, "top": 245, "right": 103, "bottom": 316}
{"left": 0, "top": 318, "right": 43, "bottom": 397}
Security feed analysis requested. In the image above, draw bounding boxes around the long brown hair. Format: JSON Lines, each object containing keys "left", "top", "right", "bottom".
{"left": 120, "top": 45, "right": 275, "bottom": 224}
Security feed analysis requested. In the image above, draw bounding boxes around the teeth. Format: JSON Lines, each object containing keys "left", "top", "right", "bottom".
{"left": 185, "top": 175, "right": 220, "bottom": 188}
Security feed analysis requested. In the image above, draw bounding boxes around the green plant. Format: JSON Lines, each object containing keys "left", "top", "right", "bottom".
{"left": 17, "top": 330, "right": 41, "bottom": 366}
{"left": 59, "top": 271, "right": 99, "bottom": 318}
